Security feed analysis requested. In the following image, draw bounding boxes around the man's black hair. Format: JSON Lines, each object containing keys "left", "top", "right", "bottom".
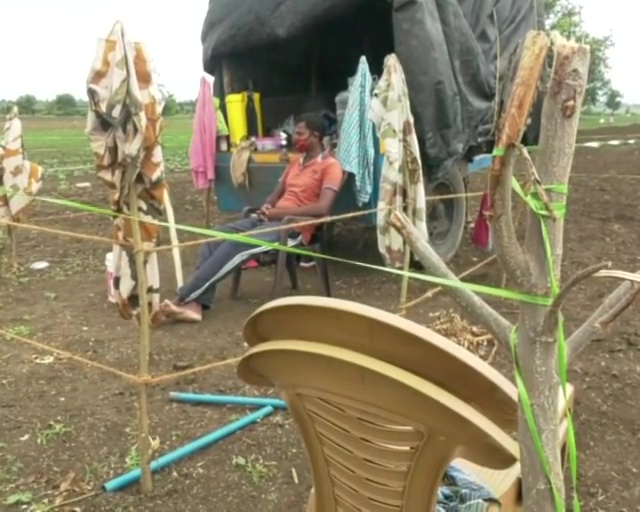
{"left": 295, "top": 112, "right": 326, "bottom": 139}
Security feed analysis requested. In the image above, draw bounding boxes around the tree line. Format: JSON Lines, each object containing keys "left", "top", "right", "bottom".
{"left": 0, "top": 94, "right": 193, "bottom": 117}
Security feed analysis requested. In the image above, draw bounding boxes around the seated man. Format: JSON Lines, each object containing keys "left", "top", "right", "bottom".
{"left": 161, "top": 113, "right": 343, "bottom": 323}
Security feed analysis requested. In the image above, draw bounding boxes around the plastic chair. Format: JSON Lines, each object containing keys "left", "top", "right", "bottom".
{"left": 230, "top": 174, "right": 347, "bottom": 300}
{"left": 242, "top": 296, "right": 576, "bottom": 510}
{"left": 229, "top": 207, "right": 332, "bottom": 299}
{"left": 238, "top": 340, "right": 519, "bottom": 511}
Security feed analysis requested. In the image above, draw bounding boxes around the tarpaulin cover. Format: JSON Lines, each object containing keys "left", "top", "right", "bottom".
{"left": 202, "top": 0, "right": 543, "bottom": 174}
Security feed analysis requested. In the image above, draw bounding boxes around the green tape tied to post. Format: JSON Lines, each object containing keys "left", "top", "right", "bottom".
{"left": 511, "top": 177, "right": 580, "bottom": 512}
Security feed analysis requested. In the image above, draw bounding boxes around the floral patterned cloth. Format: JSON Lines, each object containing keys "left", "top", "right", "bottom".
{"left": 370, "top": 54, "right": 428, "bottom": 268}
{"left": 0, "top": 107, "right": 44, "bottom": 221}
{"left": 86, "top": 21, "right": 170, "bottom": 321}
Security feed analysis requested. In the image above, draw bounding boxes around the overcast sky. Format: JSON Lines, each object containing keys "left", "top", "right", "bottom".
{"left": 4, "top": 0, "right": 631, "bottom": 102}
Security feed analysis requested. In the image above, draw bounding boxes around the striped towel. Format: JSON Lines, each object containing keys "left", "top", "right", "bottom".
{"left": 336, "top": 56, "right": 375, "bottom": 206}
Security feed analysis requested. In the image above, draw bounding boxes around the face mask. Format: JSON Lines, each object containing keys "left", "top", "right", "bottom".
{"left": 294, "top": 136, "right": 311, "bottom": 153}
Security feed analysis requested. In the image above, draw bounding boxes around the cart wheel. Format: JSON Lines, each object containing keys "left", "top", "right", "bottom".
{"left": 426, "top": 164, "right": 467, "bottom": 263}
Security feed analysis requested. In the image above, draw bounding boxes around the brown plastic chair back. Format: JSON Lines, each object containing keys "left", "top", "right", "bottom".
{"left": 243, "top": 296, "right": 518, "bottom": 432}
{"left": 238, "top": 340, "right": 519, "bottom": 512}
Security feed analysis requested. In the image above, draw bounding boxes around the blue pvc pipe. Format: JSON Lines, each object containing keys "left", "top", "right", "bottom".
{"left": 169, "top": 392, "right": 287, "bottom": 410}
{"left": 102, "top": 405, "right": 275, "bottom": 492}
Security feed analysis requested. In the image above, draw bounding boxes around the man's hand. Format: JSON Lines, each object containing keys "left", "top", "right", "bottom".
{"left": 263, "top": 207, "right": 288, "bottom": 221}
{"left": 257, "top": 202, "right": 272, "bottom": 221}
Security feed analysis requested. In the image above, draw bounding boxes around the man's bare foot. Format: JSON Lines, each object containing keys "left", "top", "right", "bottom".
{"left": 160, "top": 299, "right": 202, "bottom": 323}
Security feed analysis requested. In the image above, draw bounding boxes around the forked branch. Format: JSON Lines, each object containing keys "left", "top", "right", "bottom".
{"left": 567, "top": 270, "right": 640, "bottom": 363}
{"left": 388, "top": 210, "right": 513, "bottom": 348}
{"left": 542, "top": 262, "right": 611, "bottom": 332}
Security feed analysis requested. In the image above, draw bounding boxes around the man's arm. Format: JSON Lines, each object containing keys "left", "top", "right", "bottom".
{"left": 266, "top": 188, "right": 338, "bottom": 219}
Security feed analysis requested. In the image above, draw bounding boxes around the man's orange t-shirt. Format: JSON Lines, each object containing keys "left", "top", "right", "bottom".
{"left": 275, "top": 152, "right": 344, "bottom": 243}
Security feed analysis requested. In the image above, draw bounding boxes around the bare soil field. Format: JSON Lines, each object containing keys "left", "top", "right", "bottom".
{"left": 1, "top": 126, "right": 639, "bottom": 511}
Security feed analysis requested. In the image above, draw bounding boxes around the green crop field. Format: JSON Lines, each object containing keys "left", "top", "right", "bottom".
{"left": 578, "top": 113, "right": 640, "bottom": 131}
{"left": 22, "top": 115, "right": 194, "bottom": 180}
{"left": 18, "top": 112, "right": 640, "bottom": 182}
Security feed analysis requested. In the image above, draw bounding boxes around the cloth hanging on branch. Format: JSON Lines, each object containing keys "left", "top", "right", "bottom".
{"left": 336, "top": 56, "right": 375, "bottom": 206}
{"left": 86, "top": 20, "right": 182, "bottom": 321}
{"left": 370, "top": 54, "right": 428, "bottom": 268}
{"left": 190, "top": 76, "right": 217, "bottom": 190}
{"left": 0, "top": 107, "right": 44, "bottom": 221}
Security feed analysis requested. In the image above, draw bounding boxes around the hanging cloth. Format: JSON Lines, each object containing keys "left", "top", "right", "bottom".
{"left": 370, "top": 54, "right": 429, "bottom": 268}
{"left": 189, "top": 77, "right": 217, "bottom": 190}
{"left": 336, "top": 56, "right": 375, "bottom": 206}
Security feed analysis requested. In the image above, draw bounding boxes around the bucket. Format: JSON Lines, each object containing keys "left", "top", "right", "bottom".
{"left": 105, "top": 252, "right": 116, "bottom": 303}
{"left": 225, "top": 92, "right": 263, "bottom": 146}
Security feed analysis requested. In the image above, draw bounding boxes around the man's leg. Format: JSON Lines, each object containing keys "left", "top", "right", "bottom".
{"left": 165, "top": 220, "right": 284, "bottom": 320}
{"left": 194, "top": 217, "right": 259, "bottom": 274}
{"left": 181, "top": 217, "right": 263, "bottom": 307}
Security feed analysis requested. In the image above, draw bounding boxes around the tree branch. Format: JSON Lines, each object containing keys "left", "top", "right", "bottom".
{"left": 490, "top": 32, "right": 549, "bottom": 289}
{"left": 389, "top": 210, "right": 513, "bottom": 349}
{"left": 567, "top": 270, "right": 640, "bottom": 363}
{"left": 541, "top": 262, "right": 611, "bottom": 332}
{"left": 493, "top": 146, "right": 532, "bottom": 289}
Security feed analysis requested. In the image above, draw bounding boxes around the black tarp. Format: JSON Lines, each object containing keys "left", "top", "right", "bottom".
{"left": 202, "top": 0, "right": 543, "bottom": 174}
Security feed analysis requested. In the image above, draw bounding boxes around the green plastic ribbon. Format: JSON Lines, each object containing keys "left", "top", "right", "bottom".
{"left": 31, "top": 195, "right": 554, "bottom": 306}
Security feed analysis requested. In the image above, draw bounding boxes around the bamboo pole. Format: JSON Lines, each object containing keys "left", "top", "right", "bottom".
{"left": 128, "top": 184, "right": 153, "bottom": 494}
{"left": 204, "top": 187, "right": 213, "bottom": 228}
{"left": 7, "top": 223, "right": 18, "bottom": 271}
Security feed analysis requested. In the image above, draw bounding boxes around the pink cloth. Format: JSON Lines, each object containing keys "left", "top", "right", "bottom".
{"left": 189, "top": 77, "right": 217, "bottom": 189}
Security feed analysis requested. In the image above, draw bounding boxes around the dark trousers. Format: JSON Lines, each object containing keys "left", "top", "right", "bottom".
{"left": 177, "top": 217, "right": 284, "bottom": 307}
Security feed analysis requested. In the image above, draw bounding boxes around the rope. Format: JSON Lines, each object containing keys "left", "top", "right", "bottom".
{"left": 2, "top": 192, "right": 485, "bottom": 253}
{"left": 1, "top": 329, "right": 241, "bottom": 385}
{"left": 1, "top": 329, "right": 139, "bottom": 382}
{"left": 0, "top": 219, "right": 117, "bottom": 246}
{"left": 149, "top": 191, "right": 485, "bottom": 254}
{"left": 399, "top": 255, "right": 498, "bottom": 311}
{"left": 29, "top": 212, "right": 94, "bottom": 222}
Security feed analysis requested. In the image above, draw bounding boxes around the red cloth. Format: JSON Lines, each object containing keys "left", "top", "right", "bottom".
{"left": 471, "top": 192, "right": 493, "bottom": 252}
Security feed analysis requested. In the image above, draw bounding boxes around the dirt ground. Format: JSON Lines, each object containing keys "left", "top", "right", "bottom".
{"left": 1, "top": 126, "right": 640, "bottom": 511}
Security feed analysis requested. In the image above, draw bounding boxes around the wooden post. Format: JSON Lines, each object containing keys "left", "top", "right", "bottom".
{"left": 7, "top": 223, "right": 18, "bottom": 271}
{"left": 128, "top": 184, "right": 153, "bottom": 494}
{"left": 204, "top": 187, "right": 213, "bottom": 228}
